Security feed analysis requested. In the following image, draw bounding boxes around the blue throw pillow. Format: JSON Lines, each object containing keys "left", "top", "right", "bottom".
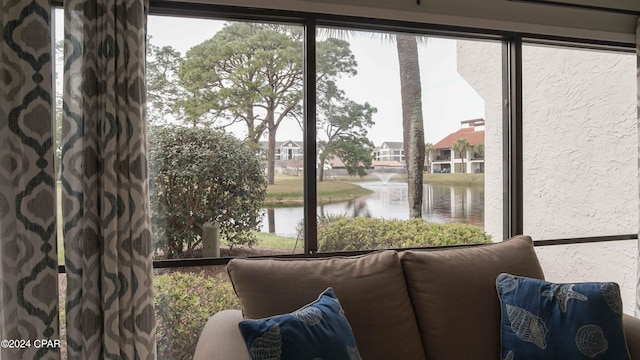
{"left": 496, "top": 273, "right": 630, "bottom": 360}
{"left": 238, "top": 287, "right": 362, "bottom": 360}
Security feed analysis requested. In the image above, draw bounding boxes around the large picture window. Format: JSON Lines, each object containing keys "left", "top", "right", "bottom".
{"left": 49, "top": 4, "right": 638, "bottom": 359}
{"left": 145, "top": 14, "right": 506, "bottom": 259}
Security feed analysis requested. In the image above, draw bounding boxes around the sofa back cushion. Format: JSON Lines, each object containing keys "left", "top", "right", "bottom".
{"left": 227, "top": 250, "right": 426, "bottom": 360}
{"left": 400, "top": 235, "right": 544, "bottom": 360}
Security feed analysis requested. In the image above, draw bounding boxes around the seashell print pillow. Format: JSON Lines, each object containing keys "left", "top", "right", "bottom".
{"left": 238, "top": 287, "right": 362, "bottom": 360}
{"left": 496, "top": 273, "right": 630, "bottom": 360}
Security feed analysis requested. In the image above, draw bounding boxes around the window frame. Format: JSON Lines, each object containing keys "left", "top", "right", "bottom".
{"left": 53, "top": 1, "right": 638, "bottom": 272}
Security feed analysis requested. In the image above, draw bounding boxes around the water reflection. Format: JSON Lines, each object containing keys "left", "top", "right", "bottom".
{"left": 260, "top": 181, "right": 484, "bottom": 237}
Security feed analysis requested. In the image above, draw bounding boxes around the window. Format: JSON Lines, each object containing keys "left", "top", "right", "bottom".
{"left": 146, "top": 15, "right": 305, "bottom": 259}
{"left": 311, "top": 27, "right": 503, "bottom": 252}
{"left": 49, "top": 3, "right": 638, "bottom": 358}
{"left": 145, "top": 13, "right": 506, "bottom": 260}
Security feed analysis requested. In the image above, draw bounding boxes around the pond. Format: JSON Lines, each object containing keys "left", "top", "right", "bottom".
{"left": 259, "top": 181, "right": 484, "bottom": 238}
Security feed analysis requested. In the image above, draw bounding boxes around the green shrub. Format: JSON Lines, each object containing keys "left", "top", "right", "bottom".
{"left": 149, "top": 126, "right": 267, "bottom": 257}
{"left": 318, "top": 217, "right": 492, "bottom": 252}
{"left": 154, "top": 271, "right": 240, "bottom": 360}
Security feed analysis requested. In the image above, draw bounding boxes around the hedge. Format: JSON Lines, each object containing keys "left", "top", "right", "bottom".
{"left": 318, "top": 216, "right": 492, "bottom": 252}
{"left": 154, "top": 271, "right": 240, "bottom": 360}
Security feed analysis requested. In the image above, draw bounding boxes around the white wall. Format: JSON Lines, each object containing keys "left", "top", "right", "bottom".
{"left": 521, "top": 45, "right": 637, "bottom": 240}
{"left": 536, "top": 241, "right": 638, "bottom": 315}
{"left": 456, "top": 39, "right": 503, "bottom": 240}
{"left": 456, "top": 40, "right": 638, "bottom": 315}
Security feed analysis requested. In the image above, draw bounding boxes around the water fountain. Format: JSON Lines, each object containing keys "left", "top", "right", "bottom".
{"left": 372, "top": 172, "right": 396, "bottom": 185}
{"left": 370, "top": 168, "right": 405, "bottom": 185}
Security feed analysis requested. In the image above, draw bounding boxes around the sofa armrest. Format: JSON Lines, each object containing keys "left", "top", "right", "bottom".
{"left": 193, "top": 310, "right": 250, "bottom": 360}
{"left": 625, "top": 314, "right": 640, "bottom": 360}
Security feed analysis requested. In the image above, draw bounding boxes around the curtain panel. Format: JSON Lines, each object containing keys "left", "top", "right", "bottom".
{"left": 0, "top": 1, "right": 60, "bottom": 359}
{"left": 61, "top": 0, "right": 156, "bottom": 358}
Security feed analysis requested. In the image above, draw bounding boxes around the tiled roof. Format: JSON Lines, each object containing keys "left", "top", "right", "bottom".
{"left": 326, "top": 156, "right": 345, "bottom": 168}
{"left": 372, "top": 160, "right": 404, "bottom": 168}
{"left": 433, "top": 127, "right": 484, "bottom": 149}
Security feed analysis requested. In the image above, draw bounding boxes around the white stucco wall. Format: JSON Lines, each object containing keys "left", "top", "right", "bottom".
{"left": 521, "top": 45, "right": 637, "bottom": 240}
{"left": 535, "top": 241, "right": 638, "bottom": 315}
{"left": 455, "top": 40, "right": 504, "bottom": 240}
{"left": 456, "top": 40, "right": 638, "bottom": 315}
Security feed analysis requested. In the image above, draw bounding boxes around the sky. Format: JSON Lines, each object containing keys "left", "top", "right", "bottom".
{"left": 55, "top": 11, "right": 487, "bottom": 145}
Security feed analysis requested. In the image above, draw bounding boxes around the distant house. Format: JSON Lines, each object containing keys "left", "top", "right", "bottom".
{"left": 372, "top": 141, "right": 404, "bottom": 163}
{"left": 430, "top": 119, "right": 485, "bottom": 174}
{"left": 259, "top": 140, "right": 303, "bottom": 160}
{"left": 323, "top": 157, "right": 404, "bottom": 170}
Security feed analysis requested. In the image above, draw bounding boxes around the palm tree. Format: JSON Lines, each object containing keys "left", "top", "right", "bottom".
{"left": 474, "top": 143, "right": 485, "bottom": 158}
{"left": 452, "top": 139, "right": 471, "bottom": 174}
{"left": 396, "top": 34, "right": 425, "bottom": 218}
{"left": 324, "top": 30, "right": 427, "bottom": 217}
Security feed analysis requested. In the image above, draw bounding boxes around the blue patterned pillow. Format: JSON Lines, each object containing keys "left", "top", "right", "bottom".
{"left": 238, "top": 287, "right": 362, "bottom": 360}
{"left": 496, "top": 273, "right": 630, "bottom": 360}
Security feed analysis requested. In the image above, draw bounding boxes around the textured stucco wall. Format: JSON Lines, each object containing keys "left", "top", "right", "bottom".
{"left": 456, "top": 41, "right": 638, "bottom": 315}
{"left": 521, "top": 45, "right": 637, "bottom": 240}
{"left": 535, "top": 241, "right": 637, "bottom": 315}
{"left": 455, "top": 40, "right": 504, "bottom": 240}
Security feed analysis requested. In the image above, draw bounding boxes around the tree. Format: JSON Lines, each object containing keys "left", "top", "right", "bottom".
{"left": 148, "top": 126, "right": 267, "bottom": 258}
{"left": 146, "top": 40, "right": 186, "bottom": 126}
{"left": 396, "top": 34, "right": 426, "bottom": 218}
{"left": 316, "top": 81, "right": 376, "bottom": 181}
{"left": 424, "top": 142, "right": 435, "bottom": 173}
{"left": 474, "top": 143, "right": 485, "bottom": 158}
{"left": 325, "top": 30, "right": 427, "bottom": 217}
{"left": 453, "top": 139, "right": 471, "bottom": 174}
{"left": 179, "top": 23, "right": 304, "bottom": 185}
{"left": 177, "top": 24, "right": 360, "bottom": 185}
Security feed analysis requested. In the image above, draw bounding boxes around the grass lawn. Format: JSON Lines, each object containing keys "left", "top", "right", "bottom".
{"left": 330, "top": 172, "right": 484, "bottom": 186}
{"left": 218, "top": 231, "right": 302, "bottom": 254}
{"left": 266, "top": 174, "right": 373, "bottom": 206}
{"left": 251, "top": 231, "right": 302, "bottom": 252}
{"left": 422, "top": 173, "right": 484, "bottom": 186}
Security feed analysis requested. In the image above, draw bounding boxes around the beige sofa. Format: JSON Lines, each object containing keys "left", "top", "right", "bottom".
{"left": 194, "top": 235, "right": 640, "bottom": 360}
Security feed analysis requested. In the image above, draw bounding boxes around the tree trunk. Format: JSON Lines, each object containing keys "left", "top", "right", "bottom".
{"left": 318, "top": 157, "right": 326, "bottom": 182}
{"left": 396, "top": 34, "right": 425, "bottom": 218}
{"left": 267, "top": 111, "right": 276, "bottom": 185}
{"left": 267, "top": 208, "right": 275, "bottom": 233}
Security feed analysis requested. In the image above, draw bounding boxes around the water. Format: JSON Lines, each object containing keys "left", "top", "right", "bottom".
{"left": 259, "top": 181, "right": 484, "bottom": 238}
{"left": 371, "top": 172, "right": 396, "bottom": 185}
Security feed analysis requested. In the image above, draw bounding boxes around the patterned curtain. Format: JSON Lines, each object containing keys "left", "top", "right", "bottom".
{"left": 61, "top": 0, "right": 156, "bottom": 358}
{"left": 0, "top": 1, "right": 60, "bottom": 359}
